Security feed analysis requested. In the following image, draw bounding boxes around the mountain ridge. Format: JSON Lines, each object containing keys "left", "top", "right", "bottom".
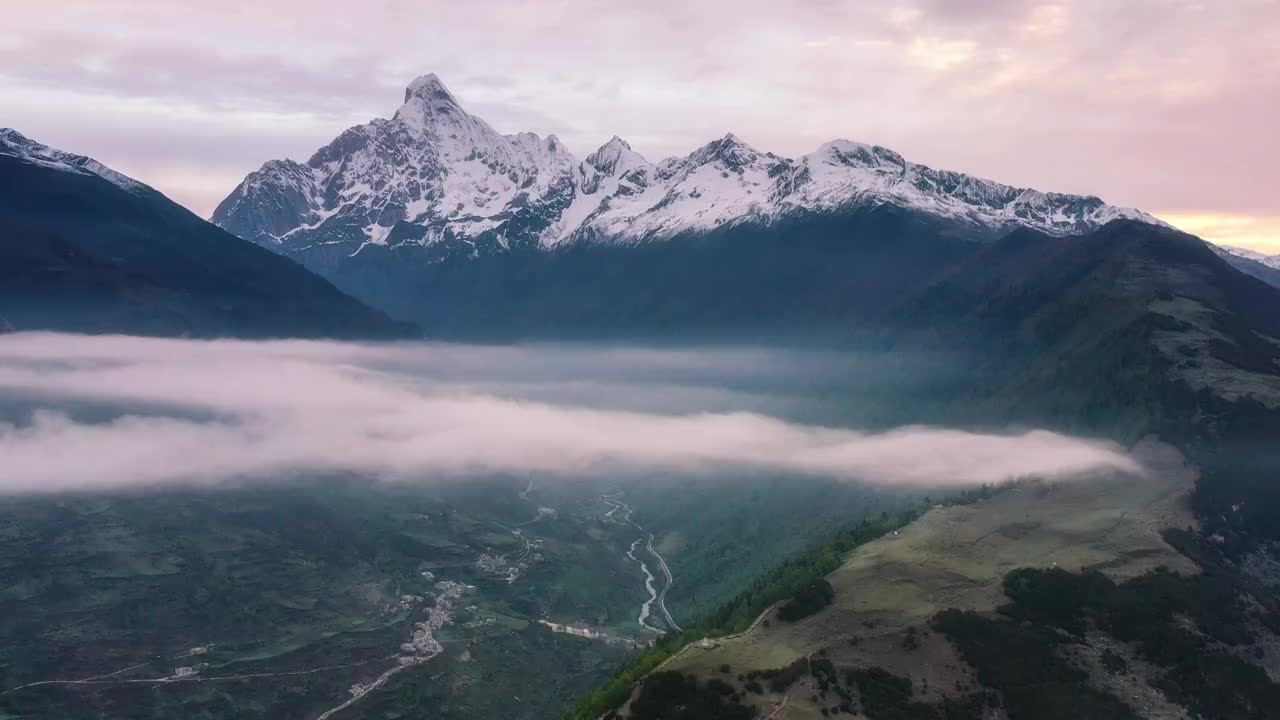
{"left": 0, "top": 128, "right": 153, "bottom": 196}
{"left": 1219, "top": 244, "right": 1280, "bottom": 270}
{"left": 0, "top": 130, "right": 411, "bottom": 338}
{"left": 1213, "top": 244, "right": 1280, "bottom": 290}
{"left": 212, "top": 74, "right": 1161, "bottom": 268}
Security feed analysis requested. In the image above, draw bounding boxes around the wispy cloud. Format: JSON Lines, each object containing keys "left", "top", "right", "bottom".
{"left": 0, "top": 334, "right": 1142, "bottom": 494}
{"left": 1156, "top": 213, "right": 1280, "bottom": 255}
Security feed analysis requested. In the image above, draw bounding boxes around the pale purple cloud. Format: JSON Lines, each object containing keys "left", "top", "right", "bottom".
{"left": 1, "top": 0, "right": 1276, "bottom": 247}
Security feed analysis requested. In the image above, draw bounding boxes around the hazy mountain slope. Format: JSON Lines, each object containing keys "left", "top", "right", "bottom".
{"left": 596, "top": 217, "right": 1280, "bottom": 716}
{"left": 908, "top": 221, "right": 1280, "bottom": 418}
{"left": 0, "top": 130, "right": 408, "bottom": 338}
{"left": 572, "top": 220, "right": 1280, "bottom": 720}
{"left": 1214, "top": 244, "right": 1280, "bottom": 289}
{"left": 639, "top": 439, "right": 1280, "bottom": 720}
{"left": 652, "top": 443, "right": 1205, "bottom": 720}
{"left": 328, "top": 204, "right": 983, "bottom": 338}
{"left": 902, "top": 220, "right": 1280, "bottom": 541}
{"left": 1218, "top": 244, "right": 1280, "bottom": 270}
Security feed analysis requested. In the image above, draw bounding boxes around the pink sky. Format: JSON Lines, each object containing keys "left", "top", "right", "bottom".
{"left": 3, "top": 0, "right": 1277, "bottom": 251}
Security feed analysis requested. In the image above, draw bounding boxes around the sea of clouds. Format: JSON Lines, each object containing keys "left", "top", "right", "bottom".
{"left": 0, "top": 333, "right": 1144, "bottom": 494}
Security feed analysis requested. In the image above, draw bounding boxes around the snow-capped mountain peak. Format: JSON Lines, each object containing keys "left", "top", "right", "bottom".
{"left": 585, "top": 136, "right": 646, "bottom": 177}
{"left": 212, "top": 73, "right": 1164, "bottom": 264}
{"left": 394, "top": 74, "right": 482, "bottom": 136}
{"left": 403, "top": 73, "right": 458, "bottom": 105}
{"left": 686, "top": 133, "right": 778, "bottom": 173}
{"left": 812, "top": 139, "right": 906, "bottom": 170}
{"left": 215, "top": 74, "right": 585, "bottom": 255}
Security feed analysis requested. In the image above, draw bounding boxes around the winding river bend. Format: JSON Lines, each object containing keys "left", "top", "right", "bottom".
{"left": 604, "top": 496, "right": 682, "bottom": 634}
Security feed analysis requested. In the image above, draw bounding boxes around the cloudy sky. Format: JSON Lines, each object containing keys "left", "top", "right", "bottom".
{"left": 3, "top": 0, "right": 1277, "bottom": 250}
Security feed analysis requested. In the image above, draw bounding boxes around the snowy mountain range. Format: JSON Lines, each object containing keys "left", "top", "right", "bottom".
{"left": 212, "top": 74, "right": 1160, "bottom": 268}
{"left": 1217, "top": 244, "right": 1280, "bottom": 270}
{"left": 1, "top": 104, "right": 1271, "bottom": 341}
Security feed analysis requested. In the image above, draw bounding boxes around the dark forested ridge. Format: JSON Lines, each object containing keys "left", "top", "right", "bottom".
{"left": 1217, "top": 250, "right": 1280, "bottom": 290}
{"left": 935, "top": 566, "right": 1280, "bottom": 720}
{"left": 288, "top": 205, "right": 985, "bottom": 338}
{"left": 911, "top": 220, "right": 1280, "bottom": 542}
{"left": 0, "top": 152, "right": 409, "bottom": 338}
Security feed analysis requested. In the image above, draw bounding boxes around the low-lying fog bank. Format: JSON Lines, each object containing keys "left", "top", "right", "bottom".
{"left": 0, "top": 333, "right": 1143, "bottom": 493}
